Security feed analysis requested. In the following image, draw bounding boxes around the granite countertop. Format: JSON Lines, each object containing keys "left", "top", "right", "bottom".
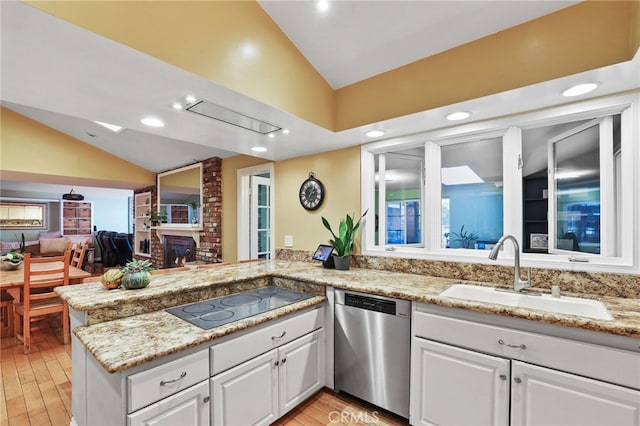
{"left": 60, "top": 260, "right": 640, "bottom": 374}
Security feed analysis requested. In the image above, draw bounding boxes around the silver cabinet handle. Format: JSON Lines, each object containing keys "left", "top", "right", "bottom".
{"left": 272, "top": 331, "right": 286, "bottom": 340}
{"left": 498, "top": 339, "right": 526, "bottom": 349}
{"left": 514, "top": 377, "right": 522, "bottom": 384}
{"left": 499, "top": 374, "right": 507, "bottom": 381}
{"left": 160, "top": 371, "right": 187, "bottom": 386}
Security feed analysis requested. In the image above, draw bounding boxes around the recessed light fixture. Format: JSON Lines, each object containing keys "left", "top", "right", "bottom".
{"left": 251, "top": 146, "right": 267, "bottom": 153}
{"left": 172, "top": 103, "right": 183, "bottom": 110}
{"left": 185, "top": 95, "right": 197, "bottom": 103}
{"left": 562, "top": 83, "right": 599, "bottom": 97}
{"left": 282, "top": 129, "right": 290, "bottom": 134}
{"left": 141, "top": 117, "right": 165, "bottom": 127}
{"left": 268, "top": 133, "right": 275, "bottom": 139}
{"left": 315, "top": 0, "right": 330, "bottom": 13}
{"left": 366, "top": 130, "right": 385, "bottom": 138}
{"left": 446, "top": 111, "right": 471, "bottom": 121}
{"left": 93, "top": 120, "right": 124, "bottom": 133}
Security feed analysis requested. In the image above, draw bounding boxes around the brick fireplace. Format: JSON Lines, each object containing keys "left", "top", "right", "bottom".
{"left": 133, "top": 157, "right": 223, "bottom": 268}
{"left": 163, "top": 235, "right": 196, "bottom": 268}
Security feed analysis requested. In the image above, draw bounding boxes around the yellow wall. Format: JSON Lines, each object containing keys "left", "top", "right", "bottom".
{"left": 26, "top": 1, "right": 640, "bottom": 132}
{"left": 275, "top": 146, "right": 361, "bottom": 252}
{"left": 335, "top": 1, "right": 640, "bottom": 130}
{"left": 221, "top": 154, "right": 272, "bottom": 263}
{"left": 26, "top": 0, "right": 335, "bottom": 131}
{"left": 0, "top": 107, "right": 155, "bottom": 189}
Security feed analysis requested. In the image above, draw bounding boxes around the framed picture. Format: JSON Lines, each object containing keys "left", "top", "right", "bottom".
{"left": 530, "top": 233, "right": 548, "bottom": 250}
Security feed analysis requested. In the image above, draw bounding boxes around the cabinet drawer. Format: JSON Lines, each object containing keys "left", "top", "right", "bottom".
{"left": 211, "top": 307, "right": 324, "bottom": 375}
{"left": 77, "top": 208, "right": 91, "bottom": 218}
{"left": 63, "top": 207, "right": 76, "bottom": 217}
{"left": 413, "top": 308, "right": 640, "bottom": 390}
{"left": 78, "top": 218, "right": 91, "bottom": 228}
{"left": 64, "top": 218, "right": 78, "bottom": 228}
{"left": 127, "top": 349, "right": 208, "bottom": 413}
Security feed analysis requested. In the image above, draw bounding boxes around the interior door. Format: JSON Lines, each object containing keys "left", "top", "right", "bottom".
{"left": 250, "top": 175, "right": 271, "bottom": 260}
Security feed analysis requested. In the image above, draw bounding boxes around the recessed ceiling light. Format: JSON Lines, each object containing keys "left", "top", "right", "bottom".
{"left": 282, "top": 129, "right": 290, "bottom": 134}
{"left": 446, "top": 111, "right": 471, "bottom": 121}
{"left": 185, "top": 95, "right": 197, "bottom": 103}
{"left": 268, "top": 133, "right": 275, "bottom": 139}
{"left": 366, "top": 130, "right": 385, "bottom": 138}
{"left": 93, "top": 120, "right": 124, "bottom": 133}
{"left": 315, "top": 0, "right": 330, "bottom": 12}
{"left": 562, "top": 83, "right": 599, "bottom": 97}
{"left": 172, "top": 103, "right": 183, "bottom": 110}
{"left": 251, "top": 146, "right": 267, "bottom": 153}
{"left": 141, "top": 117, "right": 164, "bottom": 127}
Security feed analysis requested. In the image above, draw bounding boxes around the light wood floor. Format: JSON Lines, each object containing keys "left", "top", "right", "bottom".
{"left": 1, "top": 320, "right": 408, "bottom": 426}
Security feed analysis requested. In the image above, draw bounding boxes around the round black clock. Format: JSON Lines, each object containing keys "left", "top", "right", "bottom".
{"left": 299, "top": 173, "right": 324, "bottom": 210}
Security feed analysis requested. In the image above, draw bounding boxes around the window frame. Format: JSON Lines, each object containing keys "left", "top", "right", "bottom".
{"left": 361, "top": 93, "right": 639, "bottom": 274}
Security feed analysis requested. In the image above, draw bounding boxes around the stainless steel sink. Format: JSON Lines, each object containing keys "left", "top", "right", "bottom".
{"left": 440, "top": 284, "right": 613, "bottom": 321}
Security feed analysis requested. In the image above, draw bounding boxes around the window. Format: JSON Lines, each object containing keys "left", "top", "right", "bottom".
{"left": 362, "top": 94, "right": 639, "bottom": 273}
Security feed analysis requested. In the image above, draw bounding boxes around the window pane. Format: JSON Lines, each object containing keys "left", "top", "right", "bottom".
{"left": 554, "top": 124, "right": 601, "bottom": 254}
{"left": 441, "top": 138, "right": 503, "bottom": 250}
{"left": 377, "top": 149, "right": 424, "bottom": 246}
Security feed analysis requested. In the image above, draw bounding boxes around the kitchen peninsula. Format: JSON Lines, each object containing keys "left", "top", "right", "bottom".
{"left": 57, "top": 260, "right": 640, "bottom": 426}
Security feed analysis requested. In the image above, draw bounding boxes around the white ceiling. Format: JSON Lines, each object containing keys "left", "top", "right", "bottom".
{"left": 1, "top": 0, "right": 638, "bottom": 192}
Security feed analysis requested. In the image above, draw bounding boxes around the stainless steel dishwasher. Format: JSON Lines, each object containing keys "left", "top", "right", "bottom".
{"left": 334, "top": 289, "right": 411, "bottom": 418}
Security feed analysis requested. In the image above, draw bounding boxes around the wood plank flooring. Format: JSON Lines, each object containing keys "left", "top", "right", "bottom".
{"left": 1, "top": 319, "right": 408, "bottom": 426}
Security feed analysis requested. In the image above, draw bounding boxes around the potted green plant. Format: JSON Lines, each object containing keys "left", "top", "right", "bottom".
{"left": 321, "top": 210, "right": 367, "bottom": 270}
{"left": 188, "top": 201, "right": 200, "bottom": 225}
{"left": 450, "top": 225, "right": 479, "bottom": 249}
{"left": 120, "top": 259, "right": 154, "bottom": 289}
{"left": 150, "top": 211, "right": 168, "bottom": 226}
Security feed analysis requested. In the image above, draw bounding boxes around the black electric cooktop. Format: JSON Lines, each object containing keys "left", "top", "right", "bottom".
{"left": 166, "top": 286, "right": 315, "bottom": 330}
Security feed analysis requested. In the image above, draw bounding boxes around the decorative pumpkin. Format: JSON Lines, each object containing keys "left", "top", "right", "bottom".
{"left": 101, "top": 269, "right": 124, "bottom": 289}
{"left": 121, "top": 259, "right": 153, "bottom": 290}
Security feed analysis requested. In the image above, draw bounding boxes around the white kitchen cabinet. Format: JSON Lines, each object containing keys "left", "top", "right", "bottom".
{"left": 410, "top": 338, "right": 510, "bottom": 426}
{"left": 128, "top": 380, "right": 210, "bottom": 426}
{"left": 511, "top": 361, "right": 640, "bottom": 426}
{"left": 410, "top": 303, "right": 640, "bottom": 426}
{"left": 211, "top": 328, "right": 325, "bottom": 426}
{"left": 211, "top": 349, "right": 279, "bottom": 426}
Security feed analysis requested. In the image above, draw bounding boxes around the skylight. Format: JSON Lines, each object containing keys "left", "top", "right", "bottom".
{"left": 441, "top": 166, "right": 484, "bottom": 185}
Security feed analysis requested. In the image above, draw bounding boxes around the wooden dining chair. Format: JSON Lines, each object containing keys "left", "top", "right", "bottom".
{"left": 14, "top": 250, "right": 71, "bottom": 354}
{"left": 70, "top": 243, "right": 88, "bottom": 269}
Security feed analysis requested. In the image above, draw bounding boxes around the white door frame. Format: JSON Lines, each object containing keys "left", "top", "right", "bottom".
{"left": 237, "top": 163, "right": 275, "bottom": 261}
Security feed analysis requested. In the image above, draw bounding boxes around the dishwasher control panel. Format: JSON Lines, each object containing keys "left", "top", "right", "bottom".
{"left": 345, "top": 293, "right": 396, "bottom": 314}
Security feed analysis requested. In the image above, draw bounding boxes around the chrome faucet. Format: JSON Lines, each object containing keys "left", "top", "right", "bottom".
{"left": 489, "top": 235, "right": 531, "bottom": 292}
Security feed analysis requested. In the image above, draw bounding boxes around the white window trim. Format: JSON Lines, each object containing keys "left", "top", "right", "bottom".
{"left": 361, "top": 92, "right": 640, "bottom": 274}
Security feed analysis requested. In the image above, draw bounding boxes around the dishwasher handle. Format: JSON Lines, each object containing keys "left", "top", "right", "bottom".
{"left": 344, "top": 293, "right": 397, "bottom": 315}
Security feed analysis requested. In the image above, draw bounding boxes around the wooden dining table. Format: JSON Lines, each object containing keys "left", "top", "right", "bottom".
{"left": 0, "top": 261, "right": 91, "bottom": 304}
{"left": 0, "top": 261, "right": 91, "bottom": 337}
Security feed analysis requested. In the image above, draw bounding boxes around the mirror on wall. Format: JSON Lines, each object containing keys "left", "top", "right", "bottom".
{"left": 157, "top": 163, "right": 202, "bottom": 226}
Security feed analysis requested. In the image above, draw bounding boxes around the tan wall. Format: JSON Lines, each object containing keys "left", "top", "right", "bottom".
{"left": 26, "top": 0, "right": 335, "bottom": 131}
{"left": 0, "top": 107, "right": 155, "bottom": 189}
{"left": 27, "top": 1, "right": 640, "bottom": 132}
{"left": 274, "top": 146, "right": 361, "bottom": 253}
{"left": 221, "top": 155, "right": 271, "bottom": 263}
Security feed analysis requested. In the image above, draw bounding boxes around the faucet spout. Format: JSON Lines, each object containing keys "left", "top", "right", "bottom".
{"left": 488, "top": 235, "right": 530, "bottom": 292}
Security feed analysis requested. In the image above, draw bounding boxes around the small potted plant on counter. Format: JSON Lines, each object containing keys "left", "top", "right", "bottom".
{"left": 321, "top": 210, "right": 367, "bottom": 270}
{"left": 121, "top": 259, "right": 154, "bottom": 290}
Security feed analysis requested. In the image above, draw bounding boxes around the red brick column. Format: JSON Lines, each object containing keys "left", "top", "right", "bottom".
{"left": 197, "top": 157, "right": 223, "bottom": 263}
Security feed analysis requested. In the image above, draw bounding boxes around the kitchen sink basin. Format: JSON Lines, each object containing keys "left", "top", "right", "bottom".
{"left": 440, "top": 284, "right": 613, "bottom": 321}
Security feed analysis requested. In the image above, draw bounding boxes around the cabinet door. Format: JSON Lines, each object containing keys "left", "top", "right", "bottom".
{"left": 410, "top": 337, "right": 510, "bottom": 426}
{"left": 511, "top": 361, "right": 640, "bottom": 426}
{"left": 127, "top": 380, "right": 209, "bottom": 426}
{"left": 211, "top": 350, "right": 278, "bottom": 426}
{"left": 278, "top": 329, "right": 325, "bottom": 415}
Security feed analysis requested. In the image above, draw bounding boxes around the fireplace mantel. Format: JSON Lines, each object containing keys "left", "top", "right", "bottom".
{"left": 152, "top": 226, "right": 202, "bottom": 247}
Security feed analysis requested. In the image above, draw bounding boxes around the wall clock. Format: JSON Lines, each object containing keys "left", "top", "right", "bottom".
{"left": 299, "top": 172, "right": 325, "bottom": 210}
